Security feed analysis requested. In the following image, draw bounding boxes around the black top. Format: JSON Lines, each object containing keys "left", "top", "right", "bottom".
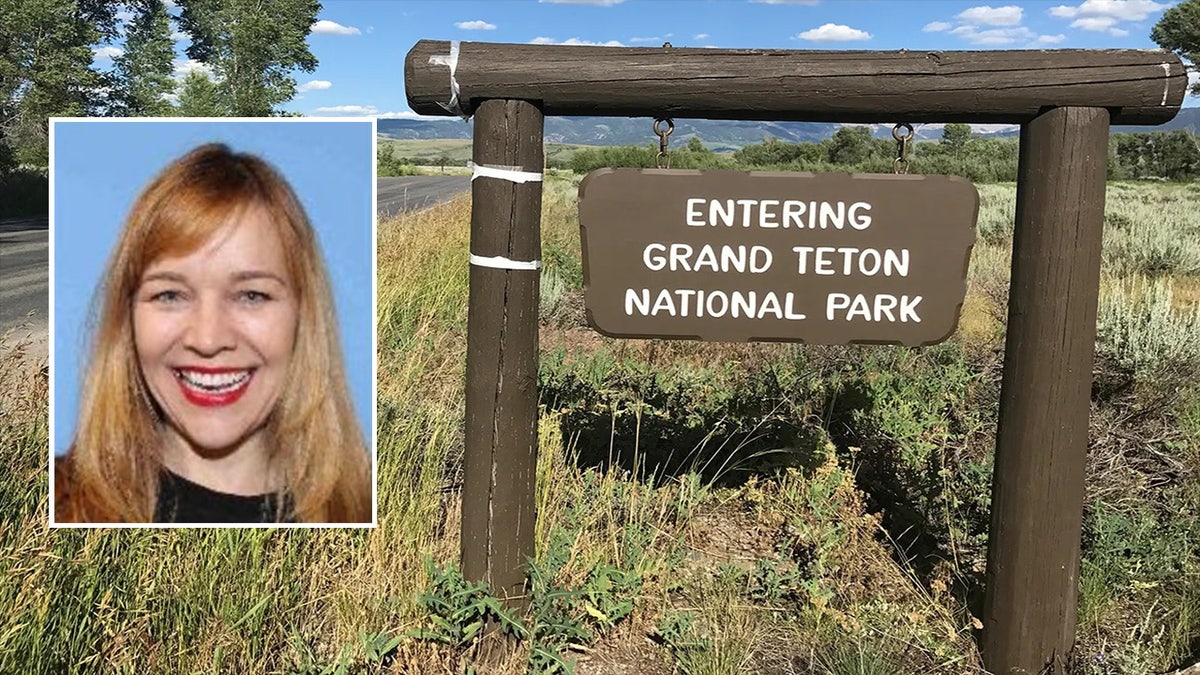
{"left": 154, "top": 469, "right": 293, "bottom": 524}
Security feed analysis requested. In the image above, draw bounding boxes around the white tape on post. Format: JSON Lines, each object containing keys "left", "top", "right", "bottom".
{"left": 469, "top": 162, "right": 544, "bottom": 184}
{"left": 428, "top": 40, "right": 467, "bottom": 119}
{"left": 469, "top": 254, "right": 542, "bottom": 271}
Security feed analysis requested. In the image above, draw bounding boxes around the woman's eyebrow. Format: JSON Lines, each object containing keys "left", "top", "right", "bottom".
{"left": 141, "top": 271, "right": 186, "bottom": 284}
{"left": 231, "top": 270, "right": 288, "bottom": 285}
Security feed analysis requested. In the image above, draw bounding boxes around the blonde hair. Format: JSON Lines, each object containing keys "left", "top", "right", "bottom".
{"left": 56, "top": 143, "right": 371, "bottom": 523}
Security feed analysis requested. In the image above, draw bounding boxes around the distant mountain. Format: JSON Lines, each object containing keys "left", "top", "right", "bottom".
{"left": 379, "top": 118, "right": 473, "bottom": 141}
{"left": 377, "top": 108, "right": 1200, "bottom": 149}
{"left": 1115, "top": 106, "right": 1200, "bottom": 134}
{"left": 377, "top": 116, "right": 841, "bottom": 150}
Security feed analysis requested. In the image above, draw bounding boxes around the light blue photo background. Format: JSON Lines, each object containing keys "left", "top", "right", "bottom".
{"left": 53, "top": 119, "right": 373, "bottom": 456}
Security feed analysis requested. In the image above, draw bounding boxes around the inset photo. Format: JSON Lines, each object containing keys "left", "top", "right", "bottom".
{"left": 50, "top": 118, "right": 376, "bottom": 527}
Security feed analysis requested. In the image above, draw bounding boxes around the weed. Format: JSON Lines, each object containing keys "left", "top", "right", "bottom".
{"left": 653, "top": 611, "right": 713, "bottom": 671}
{"left": 811, "top": 640, "right": 905, "bottom": 675}
{"left": 408, "top": 561, "right": 527, "bottom": 648}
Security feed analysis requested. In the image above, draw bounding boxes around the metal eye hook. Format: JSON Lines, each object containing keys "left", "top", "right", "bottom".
{"left": 893, "top": 123, "right": 914, "bottom": 174}
{"left": 654, "top": 118, "right": 675, "bottom": 169}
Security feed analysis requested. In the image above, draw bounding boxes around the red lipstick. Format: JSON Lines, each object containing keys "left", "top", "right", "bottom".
{"left": 174, "top": 368, "right": 254, "bottom": 407}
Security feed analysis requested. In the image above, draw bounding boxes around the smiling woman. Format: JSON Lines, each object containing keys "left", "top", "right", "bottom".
{"left": 53, "top": 138, "right": 373, "bottom": 525}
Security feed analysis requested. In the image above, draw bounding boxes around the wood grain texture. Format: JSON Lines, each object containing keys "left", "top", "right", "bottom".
{"left": 462, "top": 99, "right": 544, "bottom": 609}
{"left": 981, "top": 107, "right": 1109, "bottom": 675}
{"left": 406, "top": 41, "right": 1184, "bottom": 124}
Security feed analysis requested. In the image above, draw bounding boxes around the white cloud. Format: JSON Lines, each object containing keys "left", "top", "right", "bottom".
{"left": 694, "top": 33, "right": 710, "bottom": 40}
{"left": 455, "top": 20, "right": 496, "bottom": 30}
{"left": 950, "top": 24, "right": 1036, "bottom": 45}
{"left": 1049, "top": 0, "right": 1168, "bottom": 21}
{"left": 538, "top": 0, "right": 627, "bottom": 4}
{"left": 378, "top": 110, "right": 446, "bottom": 119}
{"left": 314, "top": 105, "right": 377, "bottom": 115}
{"left": 630, "top": 36, "right": 664, "bottom": 43}
{"left": 309, "top": 105, "right": 446, "bottom": 118}
{"left": 923, "top": 21, "right": 952, "bottom": 32}
{"left": 1071, "top": 15, "right": 1118, "bottom": 30}
{"left": 173, "top": 59, "right": 214, "bottom": 79}
{"left": 1065, "top": 15, "right": 1134, "bottom": 36}
{"left": 297, "top": 79, "right": 332, "bottom": 93}
{"left": 170, "top": 30, "right": 188, "bottom": 42}
{"left": 92, "top": 45, "right": 123, "bottom": 61}
{"left": 956, "top": 5, "right": 1023, "bottom": 26}
{"left": 1036, "top": 33, "right": 1067, "bottom": 44}
{"left": 529, "top": 36, "right": 625, "bottom": 46}
{"left": 796, "top": 23, "right": 871, "bottom": 42}
{"left": 311, "top": 19, "right": 361, "bottom": 35}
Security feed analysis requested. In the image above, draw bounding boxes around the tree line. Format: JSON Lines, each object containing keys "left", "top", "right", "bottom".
{"left": 561, "top": 125, "right": 1200, "bottom": 183}
{"left": 1, "top": 0, "right": 320, "bottom": 216}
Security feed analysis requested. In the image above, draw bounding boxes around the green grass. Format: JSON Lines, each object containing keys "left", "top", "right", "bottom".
{"left": 378, "top": 138, "right": 600, "bottom": 168}
{"left": 0, "top": 179, "right": 1197, "bottom": 673}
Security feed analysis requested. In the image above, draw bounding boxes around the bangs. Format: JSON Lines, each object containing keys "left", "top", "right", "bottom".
{"left": 138, "top": 163, "right": 267, "bottom": 268}
{"left": 116, "top": 143, "right": 310, "bottom": 299}
{"left": 141, "top": 196, "right": 257, "bottom": 266}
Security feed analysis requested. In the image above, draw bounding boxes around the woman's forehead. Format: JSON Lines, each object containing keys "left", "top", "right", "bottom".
{"left": 142, "top": 207, "right": 291, "bottom": 281}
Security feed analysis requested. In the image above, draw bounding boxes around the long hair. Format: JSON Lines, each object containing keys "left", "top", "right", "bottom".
{"left": 56, "top": 143, "right": 371, "bottom": 523}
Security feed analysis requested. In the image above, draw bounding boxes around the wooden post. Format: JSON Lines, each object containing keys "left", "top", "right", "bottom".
{"left": 463, "top": 99, "right": 544, "bottom": 609}
{"left": 982, "top": 107, "right": 1110, "bottom": 674}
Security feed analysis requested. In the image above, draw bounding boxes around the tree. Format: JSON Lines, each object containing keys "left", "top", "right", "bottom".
{"left": 111, "top": 0, "right": 176, "bottom": 116}
{"left": 0, "top": 0, "right": 119, "bottom": 165}
{"left": 827, "top": 126, "right": 873, "bottom": 165}
{"left": 176, "top": 0, "right": 320, "bottom": 116}
{"left": 1152, "top": 0, "right": 1200, "bottom": 94}
{"left": 734, "top": 137, "right": 804, "bottom": 166}
{"left": 174, "top": 70, "right": 224, "bottom": 116}
{"left": 940, "top": 122, "right": 972, "bottom": 171}
{"left": 1158, "top": 129, "right": 1200, "bottom": 179}
{"left": 941, "top": 123, "right": 972, "bottom": 151}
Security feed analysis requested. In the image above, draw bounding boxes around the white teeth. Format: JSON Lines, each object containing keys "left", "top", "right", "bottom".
{"left": 176, "top": 369, "right": 251, "bottom": 393}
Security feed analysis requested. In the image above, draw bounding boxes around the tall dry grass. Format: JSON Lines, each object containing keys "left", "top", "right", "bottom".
{"left": 0, "top": 178, "right": 1197, "bottom": 674}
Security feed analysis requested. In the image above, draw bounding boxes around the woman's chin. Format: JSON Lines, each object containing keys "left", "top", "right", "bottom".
{"left": 168, "top": 424, "right": 263, "bottom": 460}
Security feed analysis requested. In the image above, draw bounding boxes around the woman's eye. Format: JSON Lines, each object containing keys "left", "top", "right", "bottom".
{"left": 149, "top": 290, "right": 184, "bottom": 304}
{"left": 238, "top": 290, "right": 272, "bottom": 305}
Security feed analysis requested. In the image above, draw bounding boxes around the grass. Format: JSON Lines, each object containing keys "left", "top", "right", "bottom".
{"left": 378, "top": 138, "right": 601, "bottom": 168}
{"left": 0, "top": 178, "right": 1198, "bottom": 673}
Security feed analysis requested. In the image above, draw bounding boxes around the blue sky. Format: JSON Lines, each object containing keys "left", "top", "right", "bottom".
{"left": 93, "top": 0, "right": 1194, "bottom": 116}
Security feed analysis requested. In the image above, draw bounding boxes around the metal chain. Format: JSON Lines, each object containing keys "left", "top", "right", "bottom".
{"left": 654, "top": 117, "right": 674, "bottom": 169}
{"left": 893, "top": 123, "right": 914, "bottom": 174}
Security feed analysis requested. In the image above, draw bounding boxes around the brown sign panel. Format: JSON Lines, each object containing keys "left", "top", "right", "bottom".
{"left": 578, "top": 169, "right": 978, "bottom": 345}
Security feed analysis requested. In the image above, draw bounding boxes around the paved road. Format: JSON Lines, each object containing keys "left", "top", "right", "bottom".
{"left": 0, "top": 217, "right": 48, "bottom": 336}
{"left": 377, "top": 176, "right": 470, "bottom": 218}
{"left": 0, "top": 175, "right": 468, "bottom": 355}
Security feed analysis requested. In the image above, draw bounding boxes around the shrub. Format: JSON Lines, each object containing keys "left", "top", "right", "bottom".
{"left": 1095, "top": 277, "right": 1200, "bottom": 384}
{"left": 1103, "top": 216, "right": 1200, "bottom": 277}
{"left": 0, "top": 168, "right": 48, "bottom": 218}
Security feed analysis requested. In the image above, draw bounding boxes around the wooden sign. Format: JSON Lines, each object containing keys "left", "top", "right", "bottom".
{"left": 578, "top": 168, "right": 978, "bottom": 345}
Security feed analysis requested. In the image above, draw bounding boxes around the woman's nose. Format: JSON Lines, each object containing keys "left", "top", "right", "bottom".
{"left": 184, "top": 297, "right": 236, "bottom": 355}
